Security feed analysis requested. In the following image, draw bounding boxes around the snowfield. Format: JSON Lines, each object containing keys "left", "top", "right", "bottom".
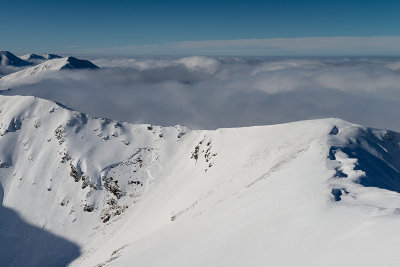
{"left": 0, "top": 95, "right": 400, "bottom": 266}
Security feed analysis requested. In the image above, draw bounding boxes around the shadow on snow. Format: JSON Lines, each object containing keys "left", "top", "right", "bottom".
{"left": 0, "top": 185, "right": 81, "bottom": 267}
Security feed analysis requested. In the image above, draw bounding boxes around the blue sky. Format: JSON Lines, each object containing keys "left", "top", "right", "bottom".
{"left": 2, "top": 0, "right": 400, "bottom": 55}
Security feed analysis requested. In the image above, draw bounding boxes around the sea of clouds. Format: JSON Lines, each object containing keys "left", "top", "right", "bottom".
{"left": 3, "top": 56, "right": 400, "bottom": 131}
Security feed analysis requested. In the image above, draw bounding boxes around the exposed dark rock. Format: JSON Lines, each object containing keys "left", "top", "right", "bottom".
{"left": 102, "top": 176, "right": 124, "bottom": 199}
{"left": 331, "top": 188, "right": 343, "bottom": 201}
{"left": 329, "top": 126, "right": 339, "bottom": 135}
{"left": 70, "top": 164, "right": 81, "bottom": 182}
{"left": 83, "top": 204, "right": 94, "bottom": 212}
{"left": 54, "top": 125, "right": 66, "bottom": 145}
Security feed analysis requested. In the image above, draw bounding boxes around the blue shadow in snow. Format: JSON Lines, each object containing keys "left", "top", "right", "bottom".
{"left": 0, "top": 185, "right": 81, "bottom": 267}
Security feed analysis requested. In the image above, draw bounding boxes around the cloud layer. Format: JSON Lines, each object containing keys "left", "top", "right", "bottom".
{"left": 84, "top": 36, "right": 400, "bottom": 56}
{"left": 4, "top": 56, "right": 400, "bottom": 131}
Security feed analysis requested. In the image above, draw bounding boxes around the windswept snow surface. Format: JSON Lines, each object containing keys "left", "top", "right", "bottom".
{"left": 0, "top": 95, "right": 400, "bottom": 266}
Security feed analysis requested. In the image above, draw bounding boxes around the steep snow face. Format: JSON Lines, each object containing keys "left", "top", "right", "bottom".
{"left": 0, "top": 95, "right": 400, "bottom": 266}
{"left": 0, "top": 57, "right": 99, "bottom": 87}
{"left": 0, "top": 51, "right": 32, "bottom": 67}
{"left": 327, "top": 126, "right": 400, "bottom": 204}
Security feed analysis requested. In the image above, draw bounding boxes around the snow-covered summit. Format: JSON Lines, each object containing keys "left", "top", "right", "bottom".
{"left": 0, "top": 57, "right": 99, "bottom": 87}
{"left": 0, "top": 94, "right": 400, "bottom": 266}
{"left": 0, "top": 51, "right": 32, "bottom": 67}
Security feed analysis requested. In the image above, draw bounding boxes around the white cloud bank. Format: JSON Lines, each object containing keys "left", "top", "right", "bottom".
{"left": 87, "top": 36, "right": 400, "bottom": 56}
{"left": 3, "top": 56, "right": 400, "bottom": 131}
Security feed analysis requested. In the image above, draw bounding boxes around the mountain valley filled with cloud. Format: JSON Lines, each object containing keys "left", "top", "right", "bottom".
{"left": 2, "top": 53, "right": 400, "bottom": 131}
{"left": 0, "top": 50, "right": 400, "bottom": 266}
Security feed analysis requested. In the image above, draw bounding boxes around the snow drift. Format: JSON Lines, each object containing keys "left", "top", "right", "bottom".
{"left": 0, "top": 95, "right": 400, "bottom": 266}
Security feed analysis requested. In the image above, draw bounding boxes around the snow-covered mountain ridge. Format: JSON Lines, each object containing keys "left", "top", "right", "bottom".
{"left": 0, "top": 57, "right": 99, "bottom": 87}
{"left": 0, "top": 95, "right": 400, "bottom": 266}
{"left": 0, "top": 51, "right": 32, "bottom": 67}
{"left": 20, "top": 53, "right": 62, "bottom": 65}
{"left": 21, "top": 53, "right": 62, "bottom": 62}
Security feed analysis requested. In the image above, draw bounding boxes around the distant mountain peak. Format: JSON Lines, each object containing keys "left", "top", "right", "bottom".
{"left": 20, "top": 53, "right": 46, "bottom": 61}
{"left": 61, "top": 56, "right": 99, "bottom": 70}
{"left": 21, "top": 53, "right": 62, "bottom": 63}
{"left": 43, "top": 53, "right": 62, "bottom": 60}
{"left": 0, "top": 56, "right": 100, "bottom": 87}
{"left": 0, "top": 51, "right": 32, "bottom": 67}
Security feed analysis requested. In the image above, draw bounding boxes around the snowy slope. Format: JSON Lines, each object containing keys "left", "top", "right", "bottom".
{"left": 0, "top": 95, "right": 400, "bottom": 266}
{"left": 0, "top": 57, "right": 99, "bottom": 87}
{"left": 77, "top": 118, "right": 400, "bottom": 267}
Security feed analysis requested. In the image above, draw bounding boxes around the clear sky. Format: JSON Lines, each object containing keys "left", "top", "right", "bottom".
{"left": 2, "top": 0, "right": 400, "bottom": 55}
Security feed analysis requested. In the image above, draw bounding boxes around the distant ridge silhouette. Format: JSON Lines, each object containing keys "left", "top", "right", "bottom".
{"left": 0, "top": 51, "right": 32, "bottom": 67}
